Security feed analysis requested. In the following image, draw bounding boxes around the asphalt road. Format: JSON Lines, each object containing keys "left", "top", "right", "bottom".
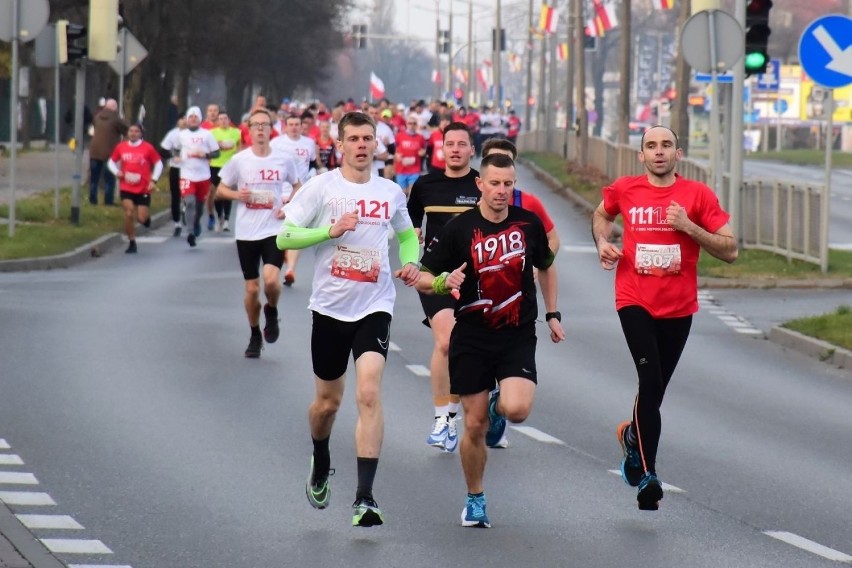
{"left": 0, "top": 165, "right": 850, "bottom": 567}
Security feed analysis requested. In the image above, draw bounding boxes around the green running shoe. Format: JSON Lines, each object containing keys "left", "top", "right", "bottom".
{"left": 306, "top": 456, "right": 333, "bottom": 510}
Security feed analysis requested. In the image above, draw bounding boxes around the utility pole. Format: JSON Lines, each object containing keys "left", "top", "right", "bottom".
{"left": 671, "top": 0, "right": 692, "bottom": 154}
{"left": 434, "top": 0, "right": 441, "bottom": 100}
{"left": 575, "top": 0, "right": 588, "bottom": 164}
{"left": 617, "top": 0, "right": 631, "bottom": 145}
{"left": 525, "top": 0, "right": 534, "bottom": 130}
{"left": 468, "top": 0, "right": 474, "bottom": 107}
{"left": 446, "top": 1, "right": 453, "bottom": 97}
{"left": 564, "top": 0, "right": 575, "bottom": 158}
{"left": 494, "top": 0, "right": 502, "bottom": 105}
{"left": 537, "top": 4, "right": 548, "bottom": 131}
{"left": 547, "top": 9, "right": 558, "bottom": 141}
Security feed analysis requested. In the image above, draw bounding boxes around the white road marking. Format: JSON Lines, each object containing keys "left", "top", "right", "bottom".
{"left": 0, "top": 455, "right": 24, "bottom": 465}
{"left": 133, "top": 236, "right": 168, "bottom": 244}
{"left": 406, "top": 364, "right": 431, "bottom": 377}
{"left": 763, "top": 531, "right": 852, "bottom": 563}
{"left": 0, "top": 491, "right": 56, "bottom": 506}
{"left": 606, "top": 470, "right": 685, "bottom": 493}
{"left": 509, "top": 426, "right": 565, "bottom": 445}
{"left": 388, "top": 341, "right": 401, "bottom": 352}
{"left": 41, "top": 539, "right": 113, "bottom": 554}
{"left": 562, "top": 245, "right": 599, "bottom": 254}
{"left": 735, "top": 327, "right": 764, "bottom": 335}
{"left": 0, "top": 439, "right": 10, "bottom": 449}
{"left": 17, "top": 514, "right": 84, "bottom": 529}
{"left": 717, "top": 315, "right": 742, "bottom": 322}
{"left": 0, "top": 472, "right": 38, "bottom": 484}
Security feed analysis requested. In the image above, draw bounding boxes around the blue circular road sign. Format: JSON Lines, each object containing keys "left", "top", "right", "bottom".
{"left": 798, "top": 14, "right": 852, "bottom": 89}
{"left": 773, "top": 99, "right": 788, "bottom": 114}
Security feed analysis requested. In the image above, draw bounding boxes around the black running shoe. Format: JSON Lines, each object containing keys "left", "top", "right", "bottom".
{"left": 263, "top": 304, "right": 280, "bottom": 344}
{"left": 617, "top": 421, "right": 644, "bottom": 487}
{"left": 187, "top": 234, "right": 197, "bottom": 247}
{"left": 142, "top": 217, "right": 151, "bottom": 228}
{"left": 125, "top": 240, "right": 137, "bottom": 254}
{"left": 173, "top": 226, "right": 182, "bottom": 237}
{"left": 245, "top": 335, "right": 262, "bottom": 358}
{"left": 637, "top": 473, "right": 663, "bottom": 511}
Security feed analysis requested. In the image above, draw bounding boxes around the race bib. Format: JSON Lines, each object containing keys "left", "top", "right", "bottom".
{"left": 436, "top": 149, "right": 444, "bottom": 161}
{"left": 635, "top": 243, "right": 682, "bottom": 276}
{"left": 246, "top": 189, "right": 274, "bottom": 209}
{"left": 401, "top": 156, "right": 416, "bottom": 166}
{"left": 124, "top": 172, "right": 141, "bottom": 184}
{"left": 330, "top": 245, "right": 381, "bottom": 283}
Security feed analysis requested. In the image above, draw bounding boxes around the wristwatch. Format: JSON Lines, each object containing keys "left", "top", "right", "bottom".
{"left": 545, "top": 311, "right": 561, "bottom": 322}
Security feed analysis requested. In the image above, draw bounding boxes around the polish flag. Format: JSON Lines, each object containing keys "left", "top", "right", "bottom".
{"left": 369, "top": 72, "right": 385, "bottom": 100}
{"left": 454, "top": 66, "right": 468, "bottom": 85}
{"left": 477, "top": 60, "right": 492, "bottom": 91}
{"left": 652, "top": 0, "right": 675, "bottom": 9}
{"left": 431, "top": 69, "right": 442, "bottom": 84}
{"left": 593, "top": 0, "right": 617, "bottom": 32}
{"left": 539, "top": 4, "right": 557, "bottom": 34}
{"left": 556, "top": 43, "right": 569, "bottom": 62}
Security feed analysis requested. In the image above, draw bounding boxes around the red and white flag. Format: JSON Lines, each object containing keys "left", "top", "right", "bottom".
{"left": 477, "top": 60, "right": 492, "bottom": 91}
{"left": 652, "top": 0, "right": 675, "bottom": 9}
{"left": 454, "top": 66, "right": 468, "bottom": 85}
{"left": 593, "top": 0, "right": 617, "bottom": 33}
{"left": 369, "top": 72, "right": 385, "bottom": 100}
{"left": 539, "top": 4, "right": 557, "bottom": 34}
{"left": 431, "top": 69, "right": 442, "bottom": 84}
{"left": 556, "top": 43, "right": 569, "bottom": 62}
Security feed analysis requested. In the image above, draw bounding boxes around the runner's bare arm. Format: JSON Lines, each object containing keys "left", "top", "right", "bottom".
{"left": 666, "top": 200, "right": 738, "bottom": 263}
{"left": 592, "top": 201, "right": 623, "bottom": 270}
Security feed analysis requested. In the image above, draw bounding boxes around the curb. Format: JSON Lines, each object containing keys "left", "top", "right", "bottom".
{"left": 769, "top": 326, "right": 852, "bottom": 370}
{"left": 0, "top": 501, "right": 64, "bottom": 568}
{"left": 0, "top": 210, "right": 172, "bottom": 273}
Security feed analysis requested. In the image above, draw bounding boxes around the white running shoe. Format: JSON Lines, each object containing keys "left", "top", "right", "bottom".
{"left": 444, "top": 416, "right": 459, "bottom": 452}
{"left": 427, "top": 415, "right": 449, "bottom": 448}
{"left": 222, "top": 219, "right": 230, "bottom": 232}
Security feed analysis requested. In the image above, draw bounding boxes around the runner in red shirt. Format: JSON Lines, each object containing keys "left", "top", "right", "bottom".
{"left": 427, "top": 116, "right": 450, "bottom": 174}
{"left": 394, "top": 115, "right": 427, "bottom": 195}
{"left": 108, "top": 123, "right": 164, "bottom": 253}
{"left": 592, "top": 125, "right": 737, "bottom": 511}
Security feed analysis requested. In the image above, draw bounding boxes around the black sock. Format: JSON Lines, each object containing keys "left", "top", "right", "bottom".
{"left": 449, "top": 411, "right": 457, "bottom": 419}
{"left": 468, "top": 491, "right": 484, "bottom": 498}
{"left": 142, "top": 217, "right": 151, "bottom": 228}
{"left": 312, "top": 436, "right": 330, "bottom": 481}
{"left": 250, "top": 325, "right": 261, "bottom": 338}
{"left": 356, "top": 457, "right": 378, "bottom": 501}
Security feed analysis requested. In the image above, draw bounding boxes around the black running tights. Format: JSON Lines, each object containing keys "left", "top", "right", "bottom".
{"left": 617, "top": 305, "right": 692, "bottom": 475}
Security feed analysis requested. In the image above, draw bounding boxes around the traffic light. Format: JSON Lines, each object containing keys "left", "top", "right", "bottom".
{"left": 491, "top": 28, "right": 506, "bottom": 52}
{"left": 352, "top": 25, "right": 367, "bottom": 49}
{"left": 60, "top": 21, "right": 88, "bottom": 64}
{"left": 439, "top": 30, "right": 450, "bottom": 54}
{"left": 744, "top": 0, "right": 772, "bottom": 76}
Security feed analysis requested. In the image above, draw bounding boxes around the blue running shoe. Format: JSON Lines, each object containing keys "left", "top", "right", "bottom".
{"left": 637, "top": 472, "right": 663, "bottom": 511}
{"left": 427, "top": 415, "right": 449, "bottom": 448}
{"left": 444, "top": 416, "right": 459, "bottom": 453}
{"left": 207, "top": 215, "right": 215, "bottom": 231}
{"left": 617, "top": 421, "right": 643, "bottom": 487}
{"left": 461, "top": 493, "right": 490, "bottom": 528}
{"left": 485, "top": 389, "right": 506, "bottom": 448}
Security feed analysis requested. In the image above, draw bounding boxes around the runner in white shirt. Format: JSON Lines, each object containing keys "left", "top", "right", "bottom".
{"left": 160, "top": 115, "right": 186, "bottom": 237}
{"left": 215, "top": 108, "right": 302, "bottom": 358}
{"left": 270, "top": 114, "right": 320, "bottom": 286}
{"left": 175, "top": 106, "right": 220, "bottom": 247}
{"left": 276, "top": 111, "right": 421, "bottom": 528}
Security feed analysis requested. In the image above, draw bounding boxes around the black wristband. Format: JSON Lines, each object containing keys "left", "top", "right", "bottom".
{"left": 545, "top": 311, "right": 561, "bottom": 322}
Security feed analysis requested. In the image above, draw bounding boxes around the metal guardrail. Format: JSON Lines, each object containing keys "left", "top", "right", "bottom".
{"left": 517, "top": 131, "right": 828, "bottom": 271}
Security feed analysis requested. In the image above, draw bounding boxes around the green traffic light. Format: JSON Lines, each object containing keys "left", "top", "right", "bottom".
{"left": 745, "top": 51, "right": 767, "bottom": 71}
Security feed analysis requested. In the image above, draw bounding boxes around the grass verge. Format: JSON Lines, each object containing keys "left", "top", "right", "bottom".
{"left": 783, "top": 305, "right": 852, "bottom": 352}
{"left": 746, "top": 149, "right": 852, "bottom": 168}
{"left": 0, "top": 185, "right": 171, "bottom": 260}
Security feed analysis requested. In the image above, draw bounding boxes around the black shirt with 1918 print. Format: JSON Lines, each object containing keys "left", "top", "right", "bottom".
{"left": 420, "top": 205, "right": 554, "bottom": 330}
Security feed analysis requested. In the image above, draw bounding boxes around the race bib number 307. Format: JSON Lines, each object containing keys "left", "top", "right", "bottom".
{"left": 330, "top": 245, "right": 381, "bottom": 283}
{"left": 635, "top": 243, "right": 682, "bottom": 276}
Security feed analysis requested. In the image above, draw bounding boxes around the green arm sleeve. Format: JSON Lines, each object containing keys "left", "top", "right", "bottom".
{"left": 276, "top": 221, "right": 333, "bottom": 251}
{"left": 396, "top": 227, "right": 420, "bottom": 266}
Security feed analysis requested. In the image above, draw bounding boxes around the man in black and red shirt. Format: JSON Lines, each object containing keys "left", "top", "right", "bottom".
{"left": 412, "top": 152, "right": 565, "bottom": 528}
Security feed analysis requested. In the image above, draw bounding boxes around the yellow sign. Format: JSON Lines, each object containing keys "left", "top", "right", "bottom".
{"left": 800, "top": 80, "right": 852, "bottom": 122}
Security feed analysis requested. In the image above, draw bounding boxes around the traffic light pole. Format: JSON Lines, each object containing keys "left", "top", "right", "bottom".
{"left": 729, "top": 0, "right": 746, "bottom": 242}
{"left": 8, "top": 0, "right": 19, "bottom": 237}
{"left": 70, "top": 62, "right": 85, "bottom": 225}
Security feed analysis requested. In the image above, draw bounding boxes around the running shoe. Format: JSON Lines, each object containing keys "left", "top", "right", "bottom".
{"left": 263, "top": 304, "right": 280, "bottom": 344}
{"left": 193, "top": 222, "right": 202, "bottom": 237}
{"left": 187, "top": 233, "right": 197, "bottom": 248}
{"left": 125, "top": 241, "right": 137, "bottom": 254}
{"left": 305, "top": 456, "right": 333, "bottom": 510}
{"left": 244, "top": 335, "right": 262, "bottom": 358}
{"left": 427, "top": 415, "right": 449, "bottom": 448}
{"left": 461, "top": 493, "right": 490, "bottom": 528}
{"left": 488, "top": 433, "right": 509, "bottom": 449}
{"left": 485, "top": 389, "right": 506, "bottom": 448}
{"left": 352, "top": 496, "right": 384, "bottom": 527}
{"left": 222, "top": 219, "right": 230, "bottom": 232}
{"left": 173, "top": 225, "right": 182, "bottom": 237}
{"left": 637, "top": 472, "right": 663, "bottom": 511}
{"left": 283, "top": 269, "right": 295, "bottom": 287}
{"left": 207, "top": 214, "right": 215, "bottom": 231}
{"left": 444, "top": 416, "right": 458, "bottom": 452}
{"left": 617, "top": 421, "right": 643, "bottom": 487}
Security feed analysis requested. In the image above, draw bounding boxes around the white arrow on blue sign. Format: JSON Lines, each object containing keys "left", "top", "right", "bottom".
{"left": 798, "top": 14, "right": 852, "bottom": 89}
{"left": 754, "top": 59, "right": 780, "bottom": 92}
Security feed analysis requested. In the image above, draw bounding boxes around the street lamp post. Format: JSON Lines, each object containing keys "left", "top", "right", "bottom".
{"left": 493, "top": 0, "right": 502, "bottom": 104}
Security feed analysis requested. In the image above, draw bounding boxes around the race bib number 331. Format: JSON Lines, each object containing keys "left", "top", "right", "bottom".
{"left": 635, "top": 243, "right": 682, "bottom": 276}
{"left": 331, "top": 245, "right": 381, "bottom": 283}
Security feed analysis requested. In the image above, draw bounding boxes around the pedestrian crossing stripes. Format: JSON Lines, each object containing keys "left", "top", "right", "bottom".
{"left": 0, "top": 472, "right": 38, "bottom": 484}
{"left": 697, "top": 291, "right": 763, "bottom": 337}
{"left": 41, "top": 539, "right": 112, "bottom": 554}
{"left": 763, "top": 531, "right": 852, "bottom": 563}
{"left": 0, "top": 491, "right": 55, "bottom": 506}
{"left": 16, "top": 515, "right": 84, "bottom": 530}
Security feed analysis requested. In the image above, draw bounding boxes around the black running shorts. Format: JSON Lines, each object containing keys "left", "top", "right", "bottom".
{"left": 449, "top": 321, "right": 537, "bottom": 395}
{"left": 311, "top": 311, "right": 392, "bottom": 381}
{"left": 236, "top": 235, "right": 284, "bottom": 280}
{"left": 120, "top": 191, "right": 151, "bottom": 207}
{"left": 418, "top": 291, "right": 456, "bottom": 322}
